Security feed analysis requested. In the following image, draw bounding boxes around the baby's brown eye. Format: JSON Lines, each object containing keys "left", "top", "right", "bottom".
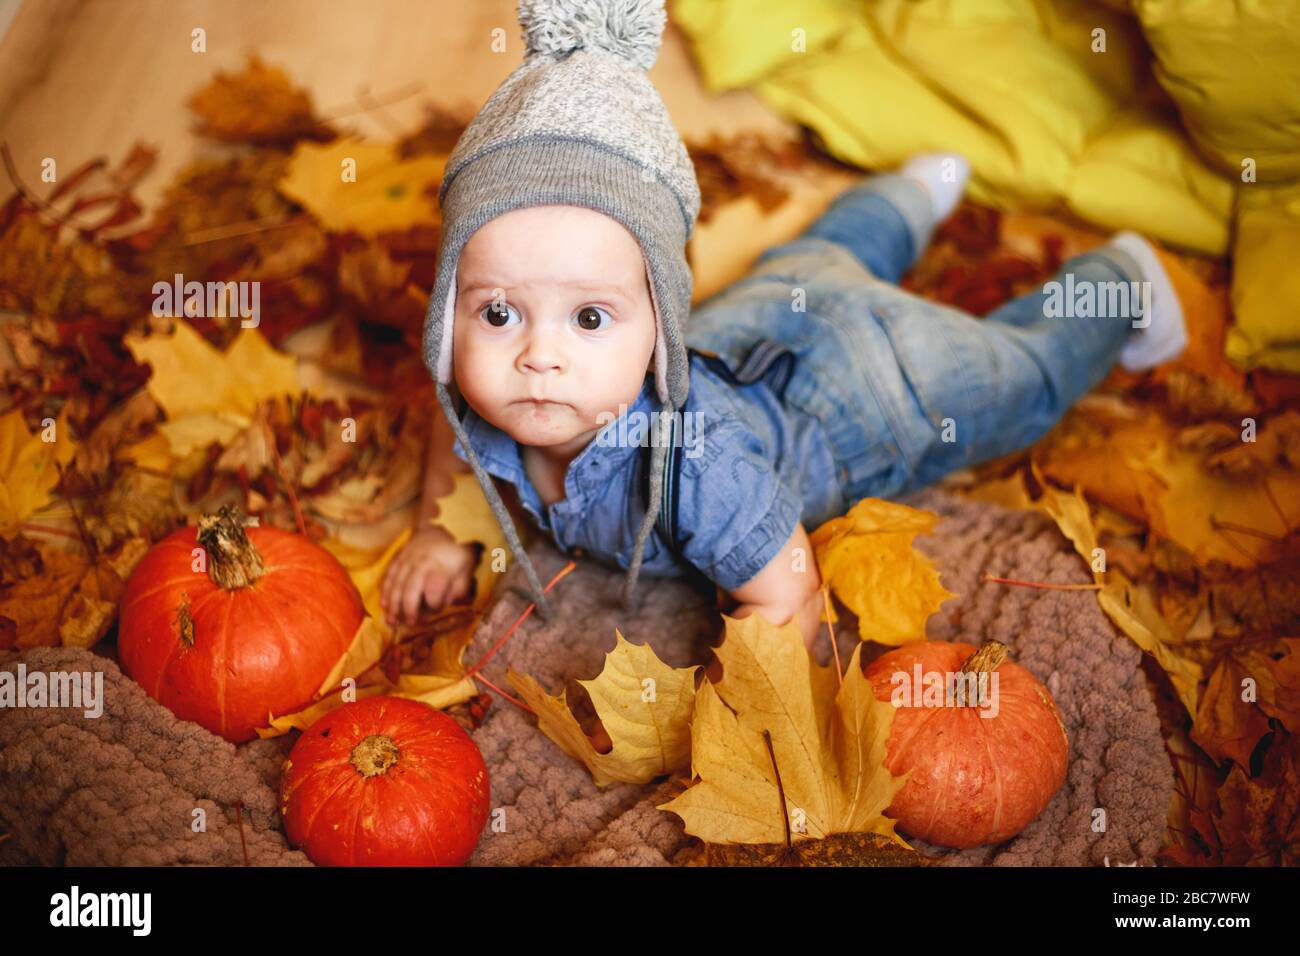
{"left": 483, "top": 303, "right": 514, "bottom": 327}
{"left": 575, "top": 306, "right": 610, "bottom": 331}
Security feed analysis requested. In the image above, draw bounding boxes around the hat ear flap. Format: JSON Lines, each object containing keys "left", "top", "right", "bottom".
{"left": 437, "top": 277, "right": 457, "bottom": 383}
{"left": 646, "top": 257, "right": 670, "bottom": 406}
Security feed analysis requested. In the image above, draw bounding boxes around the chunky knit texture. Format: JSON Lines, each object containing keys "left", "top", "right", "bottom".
{"left": 0, "top": 489, "right": 1172, "bottom": 866}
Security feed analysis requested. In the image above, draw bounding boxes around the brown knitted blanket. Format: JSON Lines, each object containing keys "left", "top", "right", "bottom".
{"left": 0, "top": 488, "right": 1172, "bottom": 866}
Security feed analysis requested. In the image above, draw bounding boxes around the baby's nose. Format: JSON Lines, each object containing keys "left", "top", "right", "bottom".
{"left": 519, "top": 333, "right": 564, "bottom": 372}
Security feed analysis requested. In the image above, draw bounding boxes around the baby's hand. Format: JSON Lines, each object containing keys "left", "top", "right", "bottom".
{"left": 380, "top": 525, "right": 477, "bottom": 627}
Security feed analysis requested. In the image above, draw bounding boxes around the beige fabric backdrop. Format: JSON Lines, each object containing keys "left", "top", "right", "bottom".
{"left": 0, "top": 0, "right": 858, "bottom": 300}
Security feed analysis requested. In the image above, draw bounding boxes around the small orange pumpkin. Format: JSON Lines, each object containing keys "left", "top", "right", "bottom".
{"left": 280, "top": 695, "right": 491, "bottom": 866}
{"left": 118, "top": 506, "right": 363, "bottom": 742}
{"left": 863, "top": 640, "right": 1068, "bottom": 849}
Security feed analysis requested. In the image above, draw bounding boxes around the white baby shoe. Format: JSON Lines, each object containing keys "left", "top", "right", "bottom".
{"left": 1108, "top": 231, "right": 1189, "bottom": 372}
{"left": 900, "top": 152, "right": 971, "bottom": 222}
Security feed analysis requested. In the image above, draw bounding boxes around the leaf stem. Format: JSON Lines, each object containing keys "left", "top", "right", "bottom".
{"left": 763, "top": 728, "right": 792, "bottom": 850}
{"left": 470, "top": 670, "right": 534, "bottom": 716}
{"left": 981, "top": 572, "right": 1100, "bottom": 591}
{"left": 463, "top": 561, "right": 576, "bottom": 679}
{"left": 821, "top": 586, "right": 842, "bottom": 686}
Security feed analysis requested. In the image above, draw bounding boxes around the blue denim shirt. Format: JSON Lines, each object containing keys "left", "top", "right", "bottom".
{"left": 449, "top": 174, "right": 1146, "bottom": 596}
{"left": 451, "top": 350, "right": 846, "bottom": 591}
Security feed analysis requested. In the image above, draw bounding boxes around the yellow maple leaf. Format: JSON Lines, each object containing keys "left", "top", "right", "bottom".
{"left": 118, "top": 432, "right": 174, "bottom": 474}
{"left": 278, "top": 138, "right": 446, "bottom": 235}
{"left": 657, "top": 612, "right": 909, "bottom": 845}
{"left": 124, "top": 323, "right": 299, "bottom": 458}
{"left": 255, "top": 608, "right": 480, "bottom": 737}
{"left": 1030, "top": 461, "right": 1202, "bottom": 715}
{"left": 961, "top": 468, "right": 1034, "bottom": 511}
{"left": 0, "top": 407, "right": 77, "bottom": 535}
{"left": 391, "top": 669, "right": 480, "bottom": 712}
{"left": 256, "top": 617, "right": 392, "bottom": 737}
{"left": 809, "top": 497, "right": 957, "bottom": 645}
{"left": 432, "top": 470, "right": 511, "bottom": 609}
{"left": 507, "top": 630, "right": 698, "bottom": 788}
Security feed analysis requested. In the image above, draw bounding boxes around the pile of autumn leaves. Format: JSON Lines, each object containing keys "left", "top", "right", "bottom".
{"left": 0, "top": 57, "right": 554, "bottom": 720}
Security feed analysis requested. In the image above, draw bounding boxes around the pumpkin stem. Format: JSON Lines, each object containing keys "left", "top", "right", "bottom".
{"left": 350, "top": 734, "right": 401, "bottom": 777}
{"left": 950, "top": 640, "right": 1009, "bottom": 708}
{"left": 197, "top": 505, "right": 265, "bottom": 589}
{"left": 959, "top": 641, "right": 1009, "bottom": 675}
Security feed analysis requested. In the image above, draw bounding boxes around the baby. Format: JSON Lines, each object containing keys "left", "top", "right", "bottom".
{"left": 382, "top": 1, "right": 1188, "bottom": 695}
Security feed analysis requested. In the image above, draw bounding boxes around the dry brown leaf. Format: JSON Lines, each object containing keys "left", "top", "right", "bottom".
{"left": 1239, "top": 638, "right": 1300, "bottom": 736}
{"left": 0, "top": 536, "right": 146, "bottom": 650}
{"left": 187, "top": 54, "right": 324, "bottom": 144}
{"left": 1163, "top": 368, "right": 1254, "bottom": 421}
{"left": 337, "top": 241, "right": 425, "bottom": 330}
{"left": 696, "top": 830, "right": 930, "bottom": 866}
{"left": 82, "top": 466, "right": 180, "bottom": 554}
{"left": 1192, "top": 652, "right": 1274, "bottom": 767}
{"left": 1161, "top": 718, "right": 1228, "bottom": 865}
{"left": 60, "top": 536, "right": 149, "bottom": 648}
{"left": 64, "top": 389, "right": 160, "bottom": 489}
{"left": 0, "top": 542, "right": 84, "bottom": 649}
{"left": 1213, "top": 733, "right": 1300, "bottom": 865}
{"left": 1039, "top": 405, "right": 1300, "bottom": 569}
{"left": 0, "top": 202, "right": 137, "bottom": 319}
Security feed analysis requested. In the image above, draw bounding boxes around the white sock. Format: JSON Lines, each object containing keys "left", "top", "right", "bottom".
{"left": 900, "top": 152, "right": 970, "bottom": 222}
{"left": 1107, "top": 231, "right": 1188, "bottom": 372}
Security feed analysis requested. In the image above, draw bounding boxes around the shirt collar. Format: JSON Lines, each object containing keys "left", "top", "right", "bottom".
{"left": 450, "top": 374, "right": 659, "bottom": 524}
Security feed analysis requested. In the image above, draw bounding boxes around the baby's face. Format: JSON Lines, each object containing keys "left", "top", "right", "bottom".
{"left": 453, "top": 205, "right": 657, "bottom": 452}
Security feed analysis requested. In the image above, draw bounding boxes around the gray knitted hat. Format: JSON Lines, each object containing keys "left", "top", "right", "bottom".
{"left": 422, "top": 0, "right": 701, "bottom": 620}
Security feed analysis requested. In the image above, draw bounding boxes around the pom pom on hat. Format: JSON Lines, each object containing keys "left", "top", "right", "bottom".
{"left": 519, "top": 0, "right": 667, "bottom": 70}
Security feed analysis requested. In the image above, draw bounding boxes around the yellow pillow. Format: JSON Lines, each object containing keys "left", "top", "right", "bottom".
{"left": 1069, "top": 110, "right": 1233, "bottom": 255}
{"left": 671, "top": 0, "right": 852, "bottom": 91}
{"left": 1133, "top": 0, "right": 1300, "bottom": 182}
{"left": 1226, "top": 180, "right": 1300, "bottom": 373}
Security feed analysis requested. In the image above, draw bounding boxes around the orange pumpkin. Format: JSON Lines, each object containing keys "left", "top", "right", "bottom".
{"left": 279, "top": 695, "right": 491, "bottom": 866}
{"left": 863, "top": 640, "right": 1068, "bottom": 849}
{"left": 118, "top": 506, "right": 363, "bottom": 742}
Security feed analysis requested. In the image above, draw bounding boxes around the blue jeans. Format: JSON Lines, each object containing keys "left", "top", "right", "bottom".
{"left": 684, "top": 173, "right": 1146, "bottom": 503}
